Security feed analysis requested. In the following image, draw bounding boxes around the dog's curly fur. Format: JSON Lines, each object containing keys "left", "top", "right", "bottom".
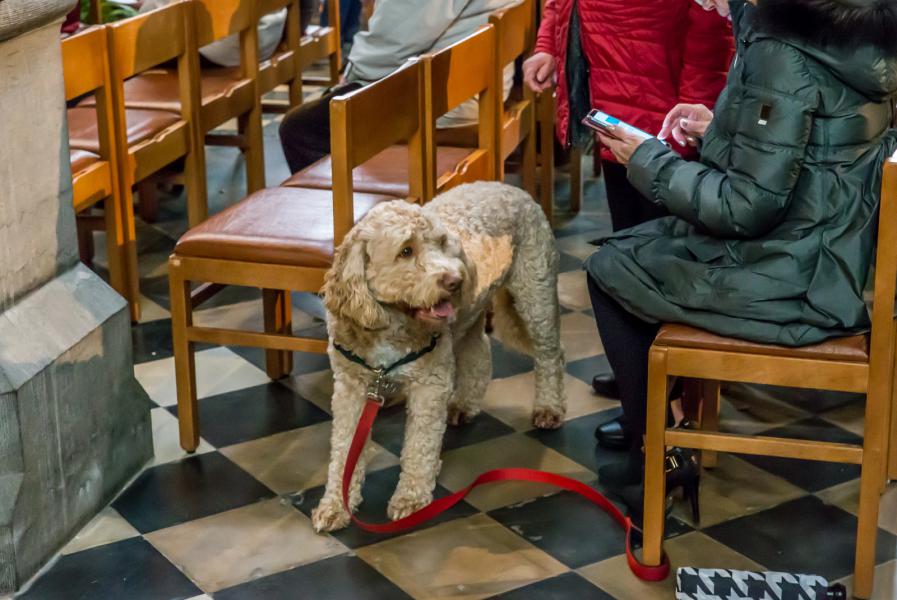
{"left": 312, "top": 182, "right": 566, "bottom": 532}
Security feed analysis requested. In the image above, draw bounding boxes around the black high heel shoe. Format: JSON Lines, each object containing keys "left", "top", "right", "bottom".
{"left": 608, "top": 447, "right": 702, "bottom": 527}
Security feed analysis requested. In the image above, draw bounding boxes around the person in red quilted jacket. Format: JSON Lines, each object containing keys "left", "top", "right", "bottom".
{"left": 524, "top": 0, "right": 733, "bottom": 449}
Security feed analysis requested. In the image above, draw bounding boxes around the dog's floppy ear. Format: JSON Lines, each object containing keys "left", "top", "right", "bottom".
{"left": 323, "top": 231, "right": 389, "bottom": 330}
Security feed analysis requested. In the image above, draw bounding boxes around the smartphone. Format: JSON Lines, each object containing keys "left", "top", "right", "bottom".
{"left": 582, "top": 109, "right": 655, "bottom": 142}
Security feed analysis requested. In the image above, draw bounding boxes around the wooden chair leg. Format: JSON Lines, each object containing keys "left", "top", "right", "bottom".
{"left": 119, "top": 183, "right": 142, "bottom": 322}
{"left": 537, "top": 92, "right": 555, "bottom": 226}
{"left": 136, "top": 178, "right": 159, "bottom": 223}
{"left": 169, "top": 261, "right": 199, "bottom": 452}
{"left": 102, "top": 189, "right": 141, "bottom": 321}
{"left": 263, "top": 289, "right": 293, "bottom": 379}
{"left": 184, "top": 142, "right": 209, "bottom": 228}
{"left": 642, "top": 347, "right": 669, "bottom": 567}
{"left": 522, "top": 129, "right": 538, "bottom": 210}
{"left": 570, "top": 146, "right": 582, "bottom": 214}
{"left": 699, "top": 380, "right": 721, "bottom": 469}
{"left": 239, "top": 106, "right": 266, "bottom": 194}
{"left": 76, "top": 214, "right": 96, "bottom": 266}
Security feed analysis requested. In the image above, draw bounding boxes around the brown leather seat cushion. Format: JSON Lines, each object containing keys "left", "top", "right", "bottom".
{"left": 68, "top": 107, "right": 181, "bottom": 153}
{"left": 175, "top": 187, "right": 395, "bottom": 268}
{"left": 282, "top": 145, "right": 474, "bottom": 197}
{"left": 70, "top": 149, "right": 101, "bottom": 174}
{"left": 654, "top": 323, "right": 869, "bottom": 363}
{"left": 113, "top": 68, "right": 251, "bottom": 120}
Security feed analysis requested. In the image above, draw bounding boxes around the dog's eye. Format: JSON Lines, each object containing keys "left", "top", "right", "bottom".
{"left": 399, "top": 246, "right": 414, "bottom": 259}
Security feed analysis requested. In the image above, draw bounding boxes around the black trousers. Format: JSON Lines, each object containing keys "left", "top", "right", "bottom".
{"left": 602, "top": 160, "right": 669, "bottom": 232}
{"left": 278, "top": 81, "right": 364, "bottom": 174}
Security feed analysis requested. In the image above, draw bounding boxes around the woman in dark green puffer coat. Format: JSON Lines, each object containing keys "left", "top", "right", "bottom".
{"left": 584, "top": 0, "right": 897, "bottom": 489}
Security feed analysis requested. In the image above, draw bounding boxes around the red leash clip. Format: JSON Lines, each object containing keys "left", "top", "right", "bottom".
{"left": 340, "top": 398, "right": 671, "bottom": 582}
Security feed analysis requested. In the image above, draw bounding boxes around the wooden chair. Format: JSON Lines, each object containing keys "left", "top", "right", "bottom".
{"left": 641, "top": 154, "right": 897, "bottom": 599}
{"left": 535, "top": 0, "right": 557, "bottom": 216}
{"left": 281, "top": 25, "right": 499, "bottom": 203}
{"left": 68, "top": 2, "right": 207, "bottom": 321}
{"left": 258, "top": 0, "right": 305, "bottom": 113}
{"left": 62, "top": 26, "right": 129, "bottom": 303}
{"left": 489, "top": 0, "right": 541, "bottom": 218}
{"left": 301, "top": 0, "right": 341, "bottom": 88}
{"left": 168, "top": 60, "right": 426, "bottom": 451}
{"left": 103, "top": 0, "right": 266, "bottom": 197}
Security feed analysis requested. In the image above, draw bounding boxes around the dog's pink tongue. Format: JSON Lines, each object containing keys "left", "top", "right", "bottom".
{"left": 429, "top": 300, "right": 455, "bottom": 319}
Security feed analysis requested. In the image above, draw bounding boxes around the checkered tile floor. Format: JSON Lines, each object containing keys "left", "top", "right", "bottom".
{"left": 15, "top": 114, "right": 897, "bottom": 600}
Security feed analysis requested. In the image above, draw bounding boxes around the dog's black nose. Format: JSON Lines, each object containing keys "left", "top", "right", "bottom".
{"left": 441, "top": 272, "right": 462, "bottom": 292}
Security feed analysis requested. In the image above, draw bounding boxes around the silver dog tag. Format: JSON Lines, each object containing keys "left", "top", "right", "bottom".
{"left": 367, "top": 370, "right": 399, "bottom": 405}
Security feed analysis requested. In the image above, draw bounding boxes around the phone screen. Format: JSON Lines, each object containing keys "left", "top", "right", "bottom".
{"left": 582, "top": 109, "right": 655, "bottom": 142}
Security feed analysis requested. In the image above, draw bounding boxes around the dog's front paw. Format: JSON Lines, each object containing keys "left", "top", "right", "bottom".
{"left": 311, "top": 498, "right": 351, "bottom": 533}
{"left": 447, "top": 404, "right": 479, "bottom": 427}
{"left": 532, "top": 407, "right": 564, "bottom": 430}
{"left": 387, "top": 488, "right": 432, "bottom": 521}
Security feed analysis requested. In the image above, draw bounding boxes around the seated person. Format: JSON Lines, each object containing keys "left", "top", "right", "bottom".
{"left": 139, "top": 0, "right": 318, "bottom": 68}
{"left": 586, "top": 0, "right": 897, "bottom": 516}
{"left": 279, "top": 0, "right": 516, "bottom": 174}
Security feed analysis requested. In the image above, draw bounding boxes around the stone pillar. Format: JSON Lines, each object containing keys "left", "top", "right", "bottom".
{"left": 0, "top": 2, "right": 153, "bottom": 593}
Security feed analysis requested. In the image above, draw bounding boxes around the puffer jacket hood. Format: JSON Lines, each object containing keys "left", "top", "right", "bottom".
{"left": 754, "top": 0, "right": 897, "bottom": 100}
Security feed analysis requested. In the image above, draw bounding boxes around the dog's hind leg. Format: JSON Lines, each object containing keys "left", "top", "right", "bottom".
{"left": 505, "top": 207, "right": 566, "bottom": 429}
{"left": 312, "top": 375, "right": 370, "bottom": 532}
{"left": 388, "top": 354, "right": 454, "bottom": 521}
{"left": 447, "top": 314, "right": 491, "bottom": 426}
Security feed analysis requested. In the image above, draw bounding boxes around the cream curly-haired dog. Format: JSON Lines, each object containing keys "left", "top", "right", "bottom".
{"left": 312, "top": 181, "right": 565, "bottom": 532}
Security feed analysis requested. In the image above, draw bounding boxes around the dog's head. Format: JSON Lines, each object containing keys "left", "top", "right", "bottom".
{"left": 323, "top": 201, "right": 468, "bottom": 330}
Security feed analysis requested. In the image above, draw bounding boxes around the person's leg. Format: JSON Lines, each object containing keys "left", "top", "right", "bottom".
{"left": 587, "top": 274, "right": 660, "bottom": 442}
{"left": 602, "top": 160, "right": 644, "bottom": 232}
{"left": 278, "top": 82, "right": 363, "bottom": 173}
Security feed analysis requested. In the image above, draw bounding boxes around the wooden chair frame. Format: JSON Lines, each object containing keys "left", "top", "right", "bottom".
{"left": 535, "top": 0, "right": 557, "bottom": 217}
{"left": 105, "top": 1, "right": 207, "bottom": 321}
{"left": 641, "top": 155, "right": 897, "bottom": 600}
{"left": 170, "top": 61, "right": 426, "bottom": 451}
{"left": 421, "top": 25, "right": 499, "bottom": 200}
{"left": 259, "top": 0, "right": 305, "bottom": 112}
{"left": 489, "top": 0, "right": 542, "bottom": 218}
{"left": 63, "top": 26, "right": 129, "bottom": 302}
{"left": 301, "top": 0, "right": 341, "bottom": 87}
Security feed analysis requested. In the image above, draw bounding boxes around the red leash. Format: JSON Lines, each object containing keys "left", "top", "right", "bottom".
{"left": 340, "top": 397, "right": 670, "bottom": 582}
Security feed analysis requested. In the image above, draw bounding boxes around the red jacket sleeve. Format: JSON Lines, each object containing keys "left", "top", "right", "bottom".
{"left": 678, "top": 3, "right": 734, "bottom": 108}
{"left": 534, "top": 0, "right": 559, "bottom": 55}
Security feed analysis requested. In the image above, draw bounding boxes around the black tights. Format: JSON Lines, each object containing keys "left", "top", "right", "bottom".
{"left": 587, "top": 274, "right": 676, "bottom": 447}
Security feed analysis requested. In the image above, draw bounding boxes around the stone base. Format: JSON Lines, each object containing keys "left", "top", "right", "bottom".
{"left": 0, "top": 265, "right": 153, "bottom": 593}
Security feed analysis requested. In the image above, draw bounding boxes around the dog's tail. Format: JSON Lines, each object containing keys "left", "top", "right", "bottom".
{"left": 489, "top": 287, "right": 534, "bottom": 356}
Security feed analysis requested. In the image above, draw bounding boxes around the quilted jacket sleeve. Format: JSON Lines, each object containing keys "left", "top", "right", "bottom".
{"left": 628, "top": 41, "right": 818, "bottom": 239}
{"left": 677, "top": 3, "right": 734, "bottom": 107}
{"left": 533, "top": 0, "right": 558, "bottom": 55}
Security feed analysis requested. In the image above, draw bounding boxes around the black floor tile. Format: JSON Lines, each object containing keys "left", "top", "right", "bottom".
{"left": 17, "top": 537, "right": 200, "bottom": 600}
{"left": 491, "top": 339, "right": 534, "bottom": 379}
{"left": 113, "top": 452, "right": 274, "bottom": 533}
{"left": 215, "top": 554, "right": 412, "bottom": 600}
{"left": 527, "top": 408, "right": 624, "bottom": 474}
{"left": 747, "top": 384, "right": 863, "bottom": 414}
{"left": 488, "top": 572, "right": 613, "bottom": 600}
{"left": 739, "top": 417, "right": 862, "bottom": 492}
{"left": 229, "top": 343, "right": 331, "bottom": 377}
{"left": 557, "top": 252, "right": 583, "bottom": 273}
{"left": 566, "top": 354, "right": 611, "bottom": 386}
{"left": 488, "top": 487, "right": 691, "bottom": 568}
{"left": 167, "top": 382, "right": 329, "bottom": 447}
{"left": 131, "top": 318, "right": 213, "bottom": 364}
{"left": 371, "top": 403, "right": 515, "bottom": 456}
{"left": 553, "top": 214, "right": 606, "bottom": 239}
{"left": 703, "top": 495, "right": 897, "bottom": 581}
{"left": 292, "top": 465, "right": 477, "bottom": 548}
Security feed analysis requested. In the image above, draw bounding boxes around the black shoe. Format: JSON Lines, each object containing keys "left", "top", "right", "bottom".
{"left": 598, "top": 450, "right": 642, "bottom": 488}
{"left": 591, "top": 373, "right": 620, "bottom": 399}
{"left": 595, "top": 416, "right": 631, "bottom": 451}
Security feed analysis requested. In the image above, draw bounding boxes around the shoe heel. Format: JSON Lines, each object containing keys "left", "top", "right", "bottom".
{"left": 684, "top": 478, "right": 701, "bottom": 524}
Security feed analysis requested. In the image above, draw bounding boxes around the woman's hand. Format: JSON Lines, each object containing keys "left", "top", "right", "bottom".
{"left": 596, "top": 129, "right": 647, "bottom": 166}
{"left": 522, "top": 52, "right": 557, "bottom": 93}
{"left": 695, "top": 0, "right": 731, "bottom": 17}
{"left": 659, "top": 103, "right": 714, "bottom": 147}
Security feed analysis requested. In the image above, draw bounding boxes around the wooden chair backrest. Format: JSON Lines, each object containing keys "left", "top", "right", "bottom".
{"left": 61, "top": 25, "right": 108, "bottom": 101}
{"left": 193, "top": 0, "right": 258, "bottom": 46}
{"left": 489, "top": 0, "right": 535, "bottom": 68}
{"left": 422, "top": 25, "right": 499, "bottom": 196}
{"left": 106, "top": 1, "right": 191, "bottom": 80}
{"left": 330, "top": 60, "right": 426, "bottom": 245}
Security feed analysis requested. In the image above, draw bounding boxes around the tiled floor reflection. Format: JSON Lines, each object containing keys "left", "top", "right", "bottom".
{"left": 18, "top": 105, "right": 897, "bottom": 600}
